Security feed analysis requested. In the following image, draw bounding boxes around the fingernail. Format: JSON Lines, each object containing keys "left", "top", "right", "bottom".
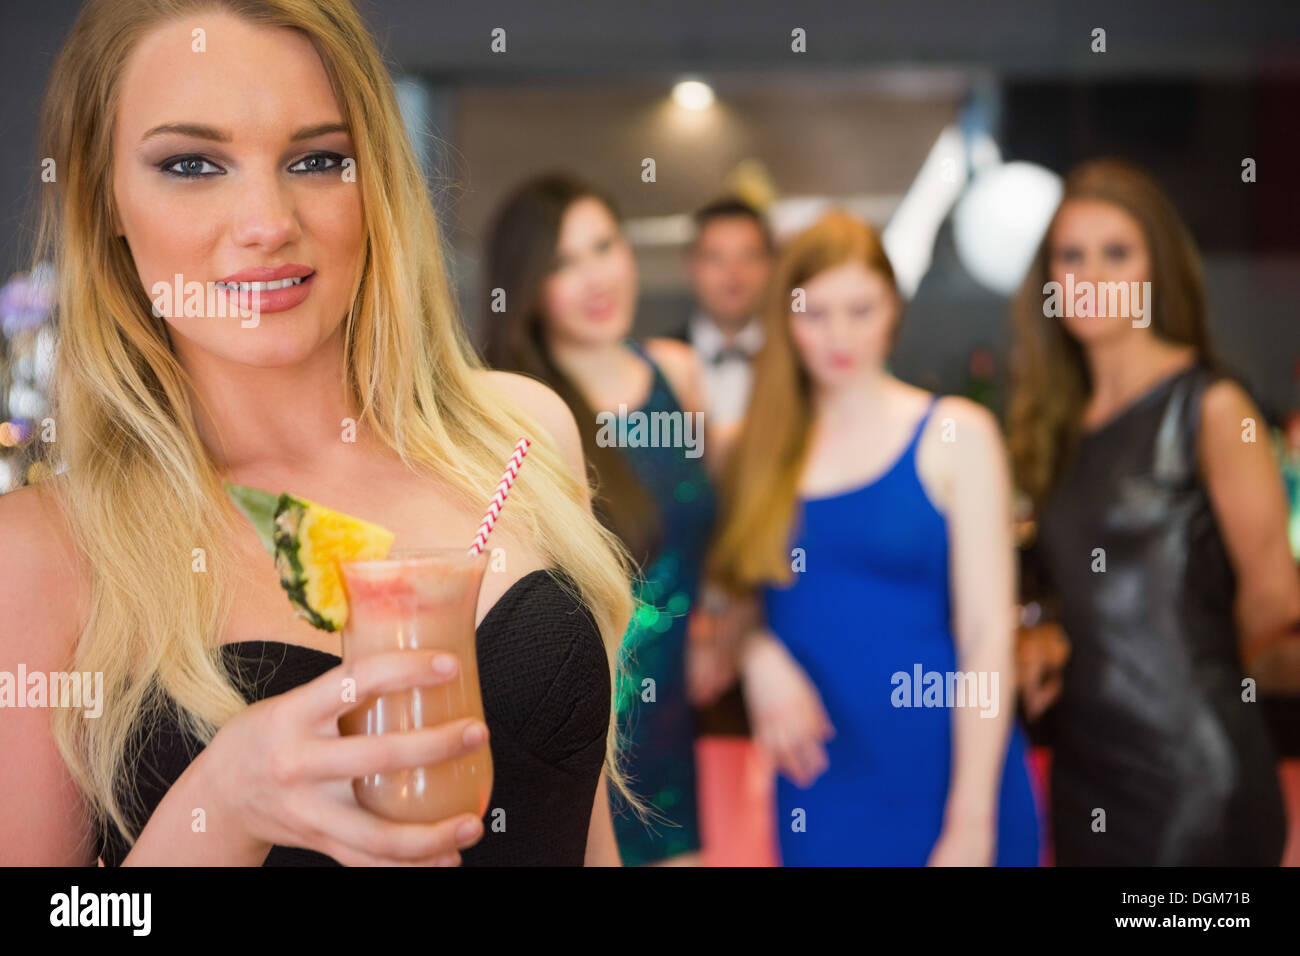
{"left": 457, "top": 818, "right": 481, "bottom": 843}
{"left": 433, "top": 655, "right": 457, "bottom": 675}
{"left": 463, "top": 722, "right": 486, "bottom": 747}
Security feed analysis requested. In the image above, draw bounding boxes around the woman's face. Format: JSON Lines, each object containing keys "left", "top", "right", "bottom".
{"left": 112, "top": 13, "right": 364, "bottom": 369}
{"left": 1047, "top": 198, "right": 1153, "bottom": 347}
{"left": 788, "top": 260, "right": 898, "bottom": 389}
{"left": 540, "top": 197, "right": 637, "bottom": 347}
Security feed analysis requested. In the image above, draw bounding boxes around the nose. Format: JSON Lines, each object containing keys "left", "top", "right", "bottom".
{"left": 826, "top": 310, "right": 855, "bottom": 349}
{"left": 582, "top": 254, "right": 624, "bottom": 296}
{"left": 229, "top": 170, "right": 300, "bottom": 251}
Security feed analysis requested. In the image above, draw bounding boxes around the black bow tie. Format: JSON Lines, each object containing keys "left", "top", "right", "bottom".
{"left": 708, "top": 345, "right": 752, "bottom": 366}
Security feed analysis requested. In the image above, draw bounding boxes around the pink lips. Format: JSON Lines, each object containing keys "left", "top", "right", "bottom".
{"left": 213, "top": 265, "right": 315, "bottom": 315}
{"left": 585, "top": 296, "right": 616, "bottom": 321}
{"left": 217, "top": 264, "right": 313, "bottom": 284}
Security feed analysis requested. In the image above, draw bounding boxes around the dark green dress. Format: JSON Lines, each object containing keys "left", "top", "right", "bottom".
{"left": 608, "top": 339, "right": 718, "bottom": 864}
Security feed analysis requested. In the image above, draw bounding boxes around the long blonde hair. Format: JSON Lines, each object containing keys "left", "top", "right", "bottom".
{"left": 707, "top": 209, "right": 900, "bottom": 594}
{"left": 31, "top": 0, "right": 643, "bottom": 854}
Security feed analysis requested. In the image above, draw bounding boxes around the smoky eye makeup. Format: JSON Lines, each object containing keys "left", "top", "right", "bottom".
{"left": 156, "top": 150, "right": 349, "bottom": 179}
{"left": 287, "top": 152, "right": 348, "bottom": 175}
{"left": 157, "top": 155, "right": 225, "bottom": 178}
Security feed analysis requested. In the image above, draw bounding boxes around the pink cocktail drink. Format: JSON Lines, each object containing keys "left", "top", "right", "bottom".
{"left": 337, "top": 549, "right": 493, "bottom": 823}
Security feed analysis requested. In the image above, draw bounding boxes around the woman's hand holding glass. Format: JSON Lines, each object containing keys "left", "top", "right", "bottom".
{"left": 199, "top": 648, "right": 488, "bottom": 866}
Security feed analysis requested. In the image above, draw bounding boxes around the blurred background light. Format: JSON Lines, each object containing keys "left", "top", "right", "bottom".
{"left": 672, "top": 79, "right": 715, "bottom": 111}
{"left": 952, "top": 161, "right": 1063, "bottom": 297}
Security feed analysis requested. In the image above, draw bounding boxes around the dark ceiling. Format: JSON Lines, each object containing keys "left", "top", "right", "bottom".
{"left": 2, "top": 0, "right": 1297, "bottom": 275}
{"left": 356, "top": 0, "right": 1299, "bottom": 81}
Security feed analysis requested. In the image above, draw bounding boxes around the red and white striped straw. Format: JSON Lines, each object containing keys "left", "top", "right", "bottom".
{"left": 468, "top": 437, "right": 532, "bottom": 556}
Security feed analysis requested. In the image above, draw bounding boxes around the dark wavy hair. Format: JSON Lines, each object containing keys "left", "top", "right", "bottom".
{"left": 482, "top": 172, "right": 661, "bottom": 568}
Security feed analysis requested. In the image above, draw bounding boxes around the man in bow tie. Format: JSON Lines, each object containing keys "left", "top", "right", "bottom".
{"left": 672, "top": 198, "right": 778, "bottom": 865}
{"left": 670, "top": 197, "right": 775, "bottom": 462}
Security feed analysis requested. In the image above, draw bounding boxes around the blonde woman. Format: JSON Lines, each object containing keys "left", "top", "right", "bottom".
{"left": 708, "top": 211, "right": 1040, "bottom": 865}
{"left": 0, "top": 0, "right": 642, "bottom": 866}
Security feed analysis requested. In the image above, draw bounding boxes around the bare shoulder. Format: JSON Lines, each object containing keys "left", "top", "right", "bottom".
{"left": 643, "top": 337, "right": 703, "bottom": 413}
{"left": 479, "top": 368, "right": 560, "bottom": 410}
{"left": 0, "top": 481, "right": 85, "bottom": 663}
{"left": 1197, "top": 377, "right": 1277, "bottom": 479}
{"left": 0, "top": 480, "right": 96, "bottom": 865}
{"left": 1199, "top": 377, "right": 1258, "bottom": 436}
{"left": 925, "top": 394, "right": 1003, "bottom": 451}
{"left": 915, "top": 393, "right": 1007, "bottom": 513}
{"left": 471, "top": 372, "right": 589, "bottom": 625}
{"left": 643, "top": 336, "right": 696, "bottom": 367}
{"left": 643, "top": 336, "right": 699, "bottom": 382}
{"left": 478, "top": 369, "right": 585, "bottom": 477}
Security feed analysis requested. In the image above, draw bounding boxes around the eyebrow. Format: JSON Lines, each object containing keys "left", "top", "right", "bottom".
{"left": 139, "top": 121, "right": 349, "bottom": 144}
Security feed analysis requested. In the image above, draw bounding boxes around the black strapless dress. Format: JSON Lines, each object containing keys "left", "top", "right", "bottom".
{"left": 96, "top": 568, "right": 611, "bottom": 866}
{"left": 1034, "top": 364, "right": 1287, "bottom": 865}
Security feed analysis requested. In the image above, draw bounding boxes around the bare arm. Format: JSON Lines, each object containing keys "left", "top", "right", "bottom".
{"left": 539, "top": 397, "right": 625, "bottom": 865}
{"left": 932, "top": 399, "right": 1018, "bottom": 844}
{"left": 584, "top": 771, "right": 622, "bottom": 866}
{"left": 0, "top": 484, "right": 97, "bottom": 865}
{"left": 485, "top": 370, "right": 626, "bottom": 862}
{"left": 1198, "top": 380, "right": 1300, "bottom": 690}
{"left": 120, "top": 745, "right": 271, "bottom": 865}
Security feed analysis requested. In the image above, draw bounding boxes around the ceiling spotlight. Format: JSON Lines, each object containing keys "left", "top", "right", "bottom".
{"left": 672, "top": 79, "right": 715, "bottom": 111}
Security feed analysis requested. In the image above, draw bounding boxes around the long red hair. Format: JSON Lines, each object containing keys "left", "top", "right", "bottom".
{"left": 706, "top": 209, "right": 900, "bottom": 593}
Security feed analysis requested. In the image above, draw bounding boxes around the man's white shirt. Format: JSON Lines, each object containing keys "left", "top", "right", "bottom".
{"left": 686, "top": 311, "right": 764, "bottom": 430}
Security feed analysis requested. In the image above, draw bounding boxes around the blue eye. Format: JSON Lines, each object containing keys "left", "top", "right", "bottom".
{"left": 160, "top": 155, "right": 223, "bottom": 178}
{"left": 289, "top": 152, "right": 345, "bottom": 175}
{"left": 159, "top": 152, "right": 346, "bottom": 179}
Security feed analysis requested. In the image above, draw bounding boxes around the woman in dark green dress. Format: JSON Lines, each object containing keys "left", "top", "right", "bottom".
{"left": 482, "top": 172, "right": 717, "bottom": 865}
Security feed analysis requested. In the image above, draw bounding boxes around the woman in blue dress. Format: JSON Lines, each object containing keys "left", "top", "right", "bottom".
{"left": 482, "top": 172, "right": 716, "bottom": 865}
{"left": 707, "top": 210, "right": 1041, "bottom": 865}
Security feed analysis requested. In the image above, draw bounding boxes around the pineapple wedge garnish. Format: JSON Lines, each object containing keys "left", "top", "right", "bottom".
{"left": 225, "top": 483, "right": 395, "bottom": 631}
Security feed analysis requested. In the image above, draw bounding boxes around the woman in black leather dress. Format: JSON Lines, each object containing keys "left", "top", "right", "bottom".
{"left": 1008, "top": 159, "right": 1300, "bottom": 865}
